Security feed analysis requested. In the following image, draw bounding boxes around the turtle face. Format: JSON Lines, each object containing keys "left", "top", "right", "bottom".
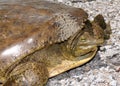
{"left": 66, "top": 15, "right": 111, "bottom": 57}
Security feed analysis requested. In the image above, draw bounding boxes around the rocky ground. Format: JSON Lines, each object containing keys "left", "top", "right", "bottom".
{"left": 46, "top": 0, "right": 120, "bottom": 86}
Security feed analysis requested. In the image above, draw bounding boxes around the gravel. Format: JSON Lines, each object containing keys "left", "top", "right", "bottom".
{"left": 46, "top": 0, "right": 120, "bottom": 86}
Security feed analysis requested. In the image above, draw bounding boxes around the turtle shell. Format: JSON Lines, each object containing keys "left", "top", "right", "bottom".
{"left": 0, "top": 1, "right": 88, "bottom": 75}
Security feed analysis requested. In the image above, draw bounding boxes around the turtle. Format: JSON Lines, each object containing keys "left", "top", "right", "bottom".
{"left": 0, "top": 1, "right": 111, "bottom": 86}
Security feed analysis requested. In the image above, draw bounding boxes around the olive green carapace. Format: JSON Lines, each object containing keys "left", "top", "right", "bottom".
{"left": 0, "top": 1, "right": 111, "bottom": 86}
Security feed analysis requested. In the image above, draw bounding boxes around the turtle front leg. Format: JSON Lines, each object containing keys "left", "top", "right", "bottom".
{"left": 3, "top": 61, "right": 49, "bottom": 86}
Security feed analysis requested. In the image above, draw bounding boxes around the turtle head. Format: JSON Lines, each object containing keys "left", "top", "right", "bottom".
{"left": 64, "top": 14, "right": 111, "bottom": 58}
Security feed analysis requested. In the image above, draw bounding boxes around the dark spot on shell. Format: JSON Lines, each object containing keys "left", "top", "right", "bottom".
{"left": 44, "top": 41, "right": 48, "bottom": 46}
{"left": 49, "top": 36, "right": 52, "bottom": 41}
{"left": 54, "top": 22, "right": 61, "bottom": 27}
{"left": 38, "top": 34, "right": 41, "bottom": 37}
{"left": 48, "top": 22, "right": 60, "bottom": 30}
{"left": 2, "top": 60, "right": 5, "bottom": 64}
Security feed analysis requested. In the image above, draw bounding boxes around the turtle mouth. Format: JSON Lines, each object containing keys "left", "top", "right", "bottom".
{"left": 48, "top": 47, "right": 98, "bottom": 78}
{"left": 72, "top": 44, "right": 97, "bottom": 57}
{"left": 76, "top": 47, "right": 97, "bottom": 60}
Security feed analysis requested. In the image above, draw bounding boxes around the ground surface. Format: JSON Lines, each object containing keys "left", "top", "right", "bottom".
{"left": 46, "top": 0, "right": 120, "bottom": 86}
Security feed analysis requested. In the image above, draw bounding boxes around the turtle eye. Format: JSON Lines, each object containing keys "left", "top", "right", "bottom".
{"left": 80, "top": 36, "right": 86, "bottom": 42}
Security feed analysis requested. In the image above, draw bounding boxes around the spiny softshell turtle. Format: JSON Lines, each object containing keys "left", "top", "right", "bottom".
{"left": 0, "top": 1, "right": 111, "bottom": 86}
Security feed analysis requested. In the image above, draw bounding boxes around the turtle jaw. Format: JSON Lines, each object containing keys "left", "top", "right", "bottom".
{"left": 72, "top": 45, "right": 97, "bottom": 57}
{"left": 48, "top": 47, "right": 97, "bottom": 78}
